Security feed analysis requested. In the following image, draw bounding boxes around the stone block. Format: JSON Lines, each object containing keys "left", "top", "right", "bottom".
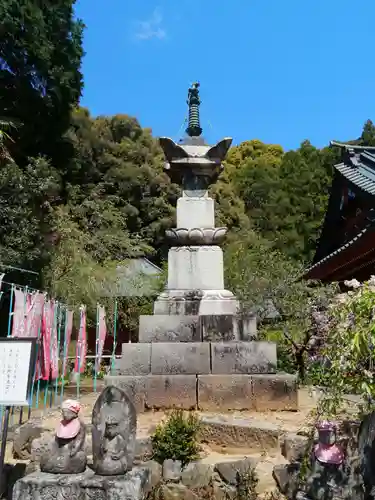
{"left": 281, "top": 433, "right": 309, "bottom": 462}
{"left": 197, "top": 375, "right": 254, "bottom": 411}
{"left": 13, "top": 418, "right": 45, "bottom": 460}
{"left": 167, "top": 246, "right": 224, "bottom": 290}
{"left": 177, "top": 196, "right": 215, "bottom": 229}
{"left": 252, "top": 374, "right": 298, "bottom": 411}
{"left": 146, "top": 375, "right": 197, "bottom": 410}
{"left": 163, "top": 459, "right": 182, "bottom": 482}
{"left": 238, "top": 314, "right": 257, "bottom": 340}
{"left": 200, "top": 415, "right": 280, "bottom": 451}
{"left": 181, "top": 462, "right": 214, "bottom": 488}
{"left": 154, "top": 289, "right": 239, "bottom": 316}
{"left": 211, "top": 341, "right": 277, "bottom": 374}
{"left": 12, "top": 467, "right": 151, "bottom": 500}
{"left": 104, "top": 375, "right": 147, "bottom": 413}
{"left": 215, "top": 457, "right": 258, "bottom": 485}
{"left": 160, "top": 483, "right": 199, "bottom": 500}
{"left": 200, "top": 315, "right": 238, "bottom": 342}
{"left": 151, "top": 342, "right": 210, "bottom": 375}
{"left": 112, "top": 343, "right": 151, "bottom": 375}
{"left": 139, "top": 315, "right": 200, "bottom": 342}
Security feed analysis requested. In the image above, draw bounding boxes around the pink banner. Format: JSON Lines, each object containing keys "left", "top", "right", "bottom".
{"left": 26, "top": 292, "right": 45, "bottom": 338}
{"left": 40, "top": 301, "right": 53, "bottom": 380}
{"left": 97, "top": 305, "right": 107, "bottom": 366}
{"left": 11, "top": 288, "right": 27, "bottom": 337}
{"left": 12, "top": 290, "right": 45, "bottom": 338}
{"left": 50, "top": 302, "right": 59, "bottom": 379}
{"left": 63, "top": 310, "right": 74, "bottom": 376}
{"left": 74, "top": 306, "right": 87, "bottom": 374}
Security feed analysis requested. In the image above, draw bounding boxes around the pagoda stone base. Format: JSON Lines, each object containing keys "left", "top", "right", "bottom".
{"left": 154, "top": 289, "right": 239, "bottom": 316}
{"left": 105, "top": 373, "right": 298, "bottom": 412}
{"left": 107, "top": 340, "right": 298, "bottom": 412}
{"left": 138, "top": 314, "right": 257, "bottom": 343}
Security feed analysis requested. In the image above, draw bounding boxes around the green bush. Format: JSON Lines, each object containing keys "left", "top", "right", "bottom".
{"left": 151, "top": 409, "right": 201, "bottom": 466}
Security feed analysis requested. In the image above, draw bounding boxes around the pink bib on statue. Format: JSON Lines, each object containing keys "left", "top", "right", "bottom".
{"left": 56, "top": 418, "right": 81, "bottom": 439}
{"left": 314, "top": 443, "right": 344, "bottom": 465}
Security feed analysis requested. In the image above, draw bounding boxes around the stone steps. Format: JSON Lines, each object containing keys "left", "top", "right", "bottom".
{"left": 139, "top": 314, "right": 257, "bottom": 343}
{"left": 104, "top": 373, "right": 298, "bottom": 412}
{"left": 112, "top": 341, "right": 277, "bottom": 377}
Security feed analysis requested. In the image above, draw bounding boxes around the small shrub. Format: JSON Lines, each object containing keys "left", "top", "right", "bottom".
{"left": 151, "top": 409, "right": 201, "bottom": 467}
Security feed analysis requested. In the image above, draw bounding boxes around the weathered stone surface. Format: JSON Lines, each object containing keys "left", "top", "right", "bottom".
{"left": 281, "top": 433, "right": 309, "bottom": 462}
{"left": 163, "top": 459, "right": 182, "bottom": 482}
{"left": 39, "top": 400, "right": 87, "bottom": 474}
{"left": 151, "top": 343, "right": 210, "bottom": 375}
{"left": 113, "top": 343, "right": 151, "bottom": 375}
{"left": 215, "top": 457, "right": 258, "bottom": 485}
{"left": 211, "top": 341, "right": 277, "bottom": 374}
{"left": 31, "top": 432, "right": 93, "bottom": 463}
{"left": 273, "top": 463, "right": 301, "bottom": 498}
{"left": 160, "top": 482, "right": 199, "bottom": 500}
{"left": 139, "top": 315, "right": 201, "bottom": 343}
{"left": 181, "top": 462, "right": 214, "bottom": 488}
{"left": 177, "top": 196, "right": 215, "bottom": 229}
{"left": 238, "top": 314, "right": 257, "bottom": 340}
{"left": 252, "top": 374, "right": 298, "bottom": 411}
{"left": 105, "top": 375, "right": 146, "bottom": 413}
{"left": 197, "top": 375, "right": 254, "bottom": 411}
{"left": 92, "top": 385, "right": 137, "bottom": 475}
{"left": 154, "top": 289, "right": 238, "bottom": 316}
{"left": 12, "top": 467, "right": 151, "bottom": 500}
{"left": 134, "top": 436, "right": 153, "bottom": 462}
{"left": 200, "top": 315, "right": 238, "bottom": 342}
{"left": 146, "top": 375, "right": 197, "bottom": 410}
{"left": 168, "top": 246, "right": 225, "bottom": 290}
{"left": 142, "top": 460, "right": 162, "bottom": 489}
{"left": 12, "top": 418, "right": 44, "bottom": 460}
{"left": 200, "top": 415, "right": 280, "bottom": 451}
{"left": 213, "top": 481, "right": 237, "bottom": 500}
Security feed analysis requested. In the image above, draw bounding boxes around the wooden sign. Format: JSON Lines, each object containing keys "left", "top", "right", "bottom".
{"left": 0, "top": 338, "right": 37, "bottom": 406}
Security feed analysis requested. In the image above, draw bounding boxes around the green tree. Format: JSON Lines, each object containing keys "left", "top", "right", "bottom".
{"left": 0, "top": 0, "right": 84, "bottom": 168}
{"left": 224, "top": 228, "right": 337, "bottom": 380}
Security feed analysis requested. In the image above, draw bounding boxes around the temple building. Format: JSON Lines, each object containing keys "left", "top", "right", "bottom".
{"left": 304, "top": 141, "right": 375, "bottom": 282}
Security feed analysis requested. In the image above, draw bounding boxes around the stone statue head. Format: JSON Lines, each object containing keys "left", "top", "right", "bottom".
{"left": 316, "top": 420, "right": 337, "bottom": 445}
{"left": 57, "top": 399, "right": 82, "bottom": 440}
{"left": 61, "top": 399, "right": 81, "bottom": 422}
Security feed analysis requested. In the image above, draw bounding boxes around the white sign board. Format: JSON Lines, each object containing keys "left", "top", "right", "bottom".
{"left": 0, "top": 339, "right": 36, "bottom": 406}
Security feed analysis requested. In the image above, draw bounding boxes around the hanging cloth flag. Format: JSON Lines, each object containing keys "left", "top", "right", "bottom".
{"left": 25, "top": 292, "right": 45, "bottom": 338}
{"left": 11, "top": 288, "right": 27, "bottom": 337}
{"left": 62, "top": 310, "right": 74, "bottom": 377}
{"left": 97, "top": 305, "right": 107, "bottom": 367}
{"left": 74, "top": 305, "right": 87, "bottom": 374}
{"left": 50, "top": 302, "right": 59, "bottom": 380}
{"left": 40, "top": 300, "right": 53, "bottom": 380}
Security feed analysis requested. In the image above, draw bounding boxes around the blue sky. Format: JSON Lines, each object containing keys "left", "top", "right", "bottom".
{"left": 75, "top": 0, "right": 375, "bottom": 151}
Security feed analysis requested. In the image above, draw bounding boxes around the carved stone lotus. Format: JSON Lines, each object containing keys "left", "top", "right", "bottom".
{"left": 165, "top": 227, "right": 227, "bottom": 246}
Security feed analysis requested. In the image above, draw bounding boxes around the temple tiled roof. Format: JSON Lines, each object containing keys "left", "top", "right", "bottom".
{"left": 331, "top": 141, "right": 375, "bottom": 195}
{"left": 304, "top": 224, "right": 373, "bottom": 277}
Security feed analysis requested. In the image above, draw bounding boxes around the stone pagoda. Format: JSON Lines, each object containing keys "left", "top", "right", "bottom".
{"left": 106, "top": 83, "right": 297, "bottom": 412}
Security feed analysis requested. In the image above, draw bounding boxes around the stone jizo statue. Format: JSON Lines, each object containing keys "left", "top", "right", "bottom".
{"left": 40, "top": 399, "right": 87, "bottom": 474}
{"left": 92, "top": 385, "right": 136, "bottom": 476}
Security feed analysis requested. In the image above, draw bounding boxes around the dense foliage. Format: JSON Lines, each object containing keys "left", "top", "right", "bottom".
{"left": 1, "top": 0, "right": 375, "bottom": 345}
{"left": 316, "top": 278, "right": 375, "bottom": 417}
{"left": 151, "top": 409, "right": 201, "bottom": 466}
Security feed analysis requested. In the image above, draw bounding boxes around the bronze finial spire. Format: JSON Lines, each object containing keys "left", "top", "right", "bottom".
{"left": 185, "top": 82, "right": 202, "bottom": 137}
